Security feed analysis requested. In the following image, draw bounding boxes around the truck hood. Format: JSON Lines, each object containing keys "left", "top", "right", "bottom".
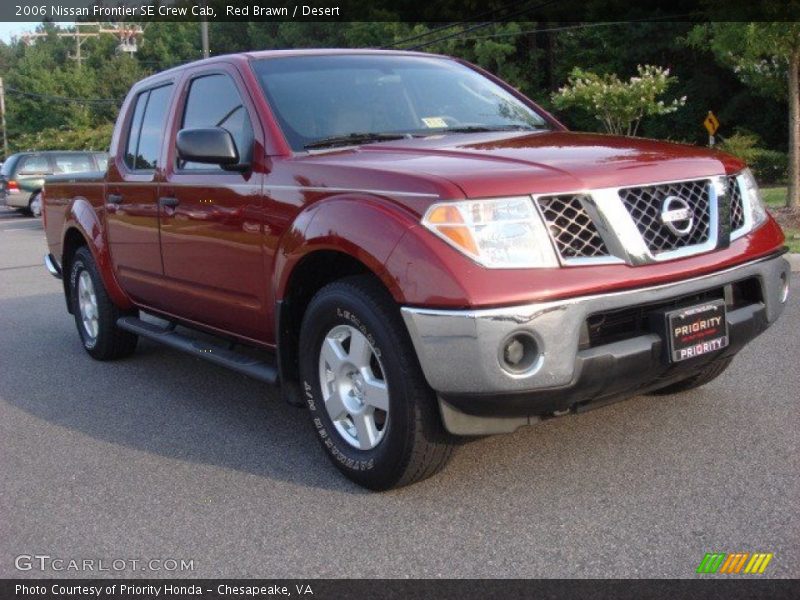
{"left": 297, "top": 131, "right": 744, "bottom": 209}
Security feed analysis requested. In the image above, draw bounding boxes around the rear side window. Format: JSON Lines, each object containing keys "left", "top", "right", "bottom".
{"left": 124, "top": 84, "right": 173, "bottom": 171}
{"left": 54, "top": 154, "right": 95, "bottom": 174}
{"left": 179, "top": 74, "right": 254, "bottom": 170}
{"left": 1, "top": 156, "right": 19, "bottom": 177}
{"left": 17, "top": 155, "right": 51, "bottom": 174}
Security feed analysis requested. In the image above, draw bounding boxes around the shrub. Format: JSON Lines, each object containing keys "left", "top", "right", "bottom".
{"left": 717, "top": 131, "right": 787, "bottom": 184}
{"left": 552, "top": 65, "right": 687, "bottom": 136}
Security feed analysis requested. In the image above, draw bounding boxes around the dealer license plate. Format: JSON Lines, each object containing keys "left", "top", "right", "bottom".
{"left": 666, "top": 300, "right": 729, "bottom": 363}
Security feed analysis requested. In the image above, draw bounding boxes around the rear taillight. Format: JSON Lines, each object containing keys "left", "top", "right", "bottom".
{"left": 7, "top": 180, "right": 19, "bottom": 192}
{"left": 41, "top": 188, "right": 47, "bottom": 227}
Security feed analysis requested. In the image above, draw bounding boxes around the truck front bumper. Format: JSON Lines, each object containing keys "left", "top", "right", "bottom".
{"left": 401, "top": 252, "right": 790, "bottom": 435}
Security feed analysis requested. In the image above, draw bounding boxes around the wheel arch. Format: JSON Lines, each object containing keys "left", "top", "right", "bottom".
{"left": 60, "top": 199, "right": 133, "bottom": 314}
{"left": 272, "top": 196, "right": 416, "bottom": 387}
{"left": 276, "top": 249, "right": 389, "bottom": 388}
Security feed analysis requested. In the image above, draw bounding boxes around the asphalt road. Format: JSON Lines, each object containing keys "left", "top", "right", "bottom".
{"left": 1, "top": 205, "right": 798, "bottom": 579}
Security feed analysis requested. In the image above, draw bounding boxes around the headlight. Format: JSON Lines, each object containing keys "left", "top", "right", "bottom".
{"left": 421, "top": 197, "right": 558, "bottom": 268}
{"left": 738, "top": 168, "right": 768, "bottom": 230}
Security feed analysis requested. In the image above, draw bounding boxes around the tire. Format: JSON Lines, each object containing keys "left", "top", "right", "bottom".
{"left": 69, "top": 246, "right": 138, "bottom": 360}
{"left": 648, "top": 356, "right": 733, "bottom": 395}
{"left": 28, "top": 192, "right": 42, "bottom": 218}
{"left": 299, "top": 275, "right": 455, "bottom": 490}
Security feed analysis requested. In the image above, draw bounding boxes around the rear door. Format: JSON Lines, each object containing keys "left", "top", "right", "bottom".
{"left": 159, "top": 65, "right": 268, "bottom": 341}
{"left": 105, "top": 83, "right": 174, "bottom": 305}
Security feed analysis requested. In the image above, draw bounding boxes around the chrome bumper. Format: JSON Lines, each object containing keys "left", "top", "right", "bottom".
{"left": 401, "top": 253, "right": 790, "bottom": 397}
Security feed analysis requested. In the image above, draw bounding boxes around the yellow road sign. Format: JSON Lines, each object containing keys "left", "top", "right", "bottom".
{"left": 704, "top": 111, "right": 720, "bottom": 136}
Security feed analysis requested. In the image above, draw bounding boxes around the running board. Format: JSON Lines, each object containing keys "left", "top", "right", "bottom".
{"left": 117, "top": 316, "right": 279, "bottom": 385}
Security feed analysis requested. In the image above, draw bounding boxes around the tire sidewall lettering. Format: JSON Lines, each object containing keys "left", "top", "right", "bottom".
{"left": 301, "top": 304, "right": 387, "bottom": 473}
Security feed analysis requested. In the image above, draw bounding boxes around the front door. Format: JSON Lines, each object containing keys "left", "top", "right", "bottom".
{"left": 106, "top": 83, "right": 174, "bottom": 304}
{"left": 159, "top": 67, "right": 269, "bottom": 342}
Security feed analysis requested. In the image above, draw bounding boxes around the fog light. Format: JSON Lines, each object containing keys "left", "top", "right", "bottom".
{"left": 500, "top": 332, "right": 540, "bottom": 374}
{"left": 780, "top": 272, "right": 789, "bottom": 303}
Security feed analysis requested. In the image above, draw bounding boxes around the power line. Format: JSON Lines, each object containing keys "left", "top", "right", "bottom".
{"left": 452, "top": 13, "right": 703, "bottom": 42}
{"left": 381, "top": 23, "right": 466, "bottom": 50}
{"left": 406, "top": 0, "right": 560, "bottom": 50}
{"left": 4, "top": 87, "right": 121, "bottom": 105}
{"left": 381, "top": 1, "right": 538, "bottom": 50}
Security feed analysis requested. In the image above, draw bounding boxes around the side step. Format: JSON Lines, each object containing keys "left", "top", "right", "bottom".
{"left": 117, "top": 316, "right": 279, "bottom": 385}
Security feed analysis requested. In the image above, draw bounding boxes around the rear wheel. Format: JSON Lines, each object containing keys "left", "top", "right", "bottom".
{"left": 299, "top": 275, "right": 454, "bottom": 490}
{"left": 648, "top": 356, "right": 733, "bottom": 395}
{"left": 69, "top": 247, "right": 138, "bottom": 360}
{"left": 28, "top": 192, "right": 42, "bottom": 218}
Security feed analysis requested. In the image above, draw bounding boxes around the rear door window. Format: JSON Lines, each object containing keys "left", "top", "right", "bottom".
{"left": 124, "top": 84, "right": 173, "bottom": 171}
{"left": 179, "top": 74, "right": 254, "bottom": 170}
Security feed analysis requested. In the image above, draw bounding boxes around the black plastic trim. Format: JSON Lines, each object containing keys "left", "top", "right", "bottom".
{"left": 439, "top": 303, "right": 769, "bottom": 418}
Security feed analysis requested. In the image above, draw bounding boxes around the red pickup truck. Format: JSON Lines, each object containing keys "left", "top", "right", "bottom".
{"left": 43, "top": 49, "right": 790, "bottom": 490}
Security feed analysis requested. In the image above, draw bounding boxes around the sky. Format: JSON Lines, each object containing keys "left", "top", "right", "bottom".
{"left": 0, "top": 22, "right": 42, "bottom": 43}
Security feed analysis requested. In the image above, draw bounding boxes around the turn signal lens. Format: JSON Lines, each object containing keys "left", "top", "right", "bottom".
{"left": 422, "top": 197, "right": 558, "bottom": 269}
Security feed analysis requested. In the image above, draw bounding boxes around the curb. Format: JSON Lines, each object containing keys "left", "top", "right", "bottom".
{"left": 788, "top": 253, "right": 800, "bottom": 273}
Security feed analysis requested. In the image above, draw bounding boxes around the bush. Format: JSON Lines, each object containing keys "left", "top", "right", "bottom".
{"left": 750, "top": 149, "right": 788, "bottom": 184}
{"left": 552, "top": 65, "right": 686, "bottom": 136}
{"left": 717, "top": 131, "right": 787, "bottom": 184}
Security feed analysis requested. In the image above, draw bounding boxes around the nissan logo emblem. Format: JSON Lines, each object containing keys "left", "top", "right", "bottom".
{"left": 661, "top": 196, "right": 694, "bottom": 236}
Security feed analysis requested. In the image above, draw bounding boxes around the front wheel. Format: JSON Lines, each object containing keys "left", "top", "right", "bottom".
{"left": 69, "top": 247, "right": 138, "bottom": 360}
{"left": 299, "top": 276, "right": 454, "bottom": 490}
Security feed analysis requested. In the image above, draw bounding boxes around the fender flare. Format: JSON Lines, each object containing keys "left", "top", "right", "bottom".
{"left": 273, "top": 195, "right": 417, "bottom": 304}
{"left": 62, "top": 198, "right": 133, "bottom": 310}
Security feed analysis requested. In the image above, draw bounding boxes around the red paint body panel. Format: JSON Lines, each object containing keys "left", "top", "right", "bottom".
{"left": 385, "top": 218, "right": 785, "bottom": 308}
{"left": 41, "top": 49, "right": 786, "bottom": 348}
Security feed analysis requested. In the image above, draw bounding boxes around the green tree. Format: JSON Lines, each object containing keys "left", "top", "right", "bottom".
{"left": 689, "top": 23, "right": 800, "bottom": 209}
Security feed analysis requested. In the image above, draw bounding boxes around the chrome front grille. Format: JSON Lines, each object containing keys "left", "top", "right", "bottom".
{"left": 535, "top": 174, "right": 751, "bottom": 266}
{"left": 619, "top": 179, "right": 711, "bottom": 254}
{"left": 727, "top": 176, "right": 746, "bottom": 231}
{"left": 536, "top": 194, "right": 609, "bottom": 259}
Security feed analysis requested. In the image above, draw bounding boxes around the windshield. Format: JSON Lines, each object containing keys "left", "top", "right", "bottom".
{"left": 252, "top": 54, "right": 549, "bottom": 151}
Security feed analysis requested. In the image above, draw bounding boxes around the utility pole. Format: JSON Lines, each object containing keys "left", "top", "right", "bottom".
{"left": 0, "top": 77, "right": 7, "bottom": 160}
{"left": 67, "top": 22, "right": 98, "bottom": 68}
{"left": 201, "top": 19, "right": 210, "bottom": 59}
{"left": 22, "top": 23, "right": 144, "bottom": 63}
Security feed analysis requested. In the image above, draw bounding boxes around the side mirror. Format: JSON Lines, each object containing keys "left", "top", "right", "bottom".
{"left": 176, "top": 127, "right": 241, "bottom": 167}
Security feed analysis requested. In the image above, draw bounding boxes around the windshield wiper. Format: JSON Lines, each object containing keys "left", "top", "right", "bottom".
{"left": 441, "top": 124, "right": 540, "bottom": 134}
{"left": 304, "top": 132, "right": 410, "bottom": 150}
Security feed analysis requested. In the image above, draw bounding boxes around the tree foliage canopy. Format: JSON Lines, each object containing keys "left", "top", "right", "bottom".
{"left": 0, "top": 19, "right": 790, "bottom": 183}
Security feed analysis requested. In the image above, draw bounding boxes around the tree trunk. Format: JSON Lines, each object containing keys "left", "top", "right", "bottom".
{"left": 788, "top": 49, "right": 800, "bottom": 210}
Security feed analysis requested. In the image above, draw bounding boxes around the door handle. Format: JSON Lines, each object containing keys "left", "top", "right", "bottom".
{"left": 159, "top": 196, "right": 180, "bottom": 208}
{"left": 107, "top": 193, "right": 123, "bottom": 204}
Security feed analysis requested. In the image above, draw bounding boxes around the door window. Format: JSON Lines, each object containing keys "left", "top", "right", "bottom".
{"left": 179, "top": 74, "right": 254, "bottom": 170}
{"left": 124, "top": 84, "right": 173, "bottom": 171}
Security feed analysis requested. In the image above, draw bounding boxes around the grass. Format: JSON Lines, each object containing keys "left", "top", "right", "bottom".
{"left": 762, "top": 186, "right": 800, "bottom": 253}
{"left": 762, "top": 186, "right": 789, "bottom": 208}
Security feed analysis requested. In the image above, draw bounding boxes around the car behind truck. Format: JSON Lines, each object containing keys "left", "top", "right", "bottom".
{"left": 42, "top": 50, "right": 790, "bottom": 490}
